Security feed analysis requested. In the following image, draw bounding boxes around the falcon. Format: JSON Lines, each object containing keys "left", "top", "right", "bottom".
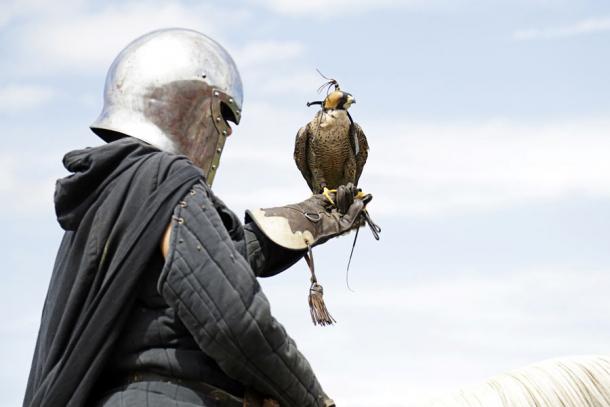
{"left": 294, "top": 83, "right": 369, "bottom": 203}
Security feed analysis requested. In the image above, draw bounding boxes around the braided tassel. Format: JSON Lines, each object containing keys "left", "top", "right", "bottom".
{"left": 304, "top": 244, "right": 336, "bottom": 326}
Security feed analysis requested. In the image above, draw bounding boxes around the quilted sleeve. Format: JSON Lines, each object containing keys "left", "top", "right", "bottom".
{"left": 158, "top": 183, "right": 329, "bottom": 407}
{"left": 205, "top": 187, "right": 304, "bottom": 277}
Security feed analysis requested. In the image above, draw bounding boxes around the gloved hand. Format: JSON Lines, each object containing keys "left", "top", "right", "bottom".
{"left": 246, "top": 183, "right": 371, "bottom": 251}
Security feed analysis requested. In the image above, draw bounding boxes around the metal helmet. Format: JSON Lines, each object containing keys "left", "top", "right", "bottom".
{"left": 90, "top": 28, "right": 243, "bottom": 186}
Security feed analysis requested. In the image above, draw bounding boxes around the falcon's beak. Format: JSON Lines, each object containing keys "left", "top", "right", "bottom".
{"left": 344, "top": 95, "right": 356, "bottom": 109}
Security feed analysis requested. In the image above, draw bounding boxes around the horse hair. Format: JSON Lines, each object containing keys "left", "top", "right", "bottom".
{"left": 422, "top": 355, "right": 610, "bottom": 407}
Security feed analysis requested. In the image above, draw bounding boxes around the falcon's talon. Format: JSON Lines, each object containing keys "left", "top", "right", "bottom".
{"left": 322, "top": 187, "right": 336, "bottom": 205}
{"left": 355, "top": 190, "right": 367, "bottom": 200}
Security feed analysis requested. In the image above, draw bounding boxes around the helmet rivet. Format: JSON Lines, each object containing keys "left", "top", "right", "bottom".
{"left": 214, "top": 91, "right": 219, "bottom": 97}
{"left": 216, "top": 116, "right": 221, "bottom": 122}
{"left": 222, "top": 130, "right": 227, "bottom": 136}
{"left": 212, "top": 165, "right": 217, "bottom": 170}
{"left": 229, "top": 98, "right": 233, "bottom": 103}
{"left": 217, "top": 147, "right": 222, "bottom": 153}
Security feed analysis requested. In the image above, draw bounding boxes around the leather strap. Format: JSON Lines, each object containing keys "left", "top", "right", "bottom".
{"left": 121, "top": 372, "right": 243, "bottom": 406}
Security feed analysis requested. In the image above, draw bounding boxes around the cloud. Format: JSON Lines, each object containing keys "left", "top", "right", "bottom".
{"left": 215, "top": 112, "right": 610, "bottom": 218}
{"left": 259, "top": 263, "right": 610, "bottom": 406}
{"left": 513, "top": 17, "right": 610, "bottom": 40}
{"left": 365, "top": 117, "right": 610, "bottom": 216}
{"left": 250, "top": 0, "right": 426, "bottom": 18}
{"left": 255, "top": 70, "right": 324, "bottom": 97}
{"left": 4, "top": 0, "right": 313, "bottom": 101}
{"left": 0, "top": 154, "right": 56, "bottom": 216}
{"left": 0, "top": 0, "right": 85, "bottom": 28}
{"left": 242, "top": 66, "right": 323, "bottom": 100}
{"left": 0, "top": 84, "right": 56, "bottom": 112}
{"left": 9, "top": 1, "right": 247, "bottom": 76}
{"left": 234, "top": 40, "right": 305, "bottom": 70}
{"left": 4, "top": 0, "right": 314, "bottom": 100}
{"left": 233, "top": 40, "right": 320, "bottom": 98}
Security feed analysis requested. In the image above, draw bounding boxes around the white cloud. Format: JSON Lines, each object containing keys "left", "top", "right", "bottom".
{"left": 513, "top": 17, "right": 610, "bottom": 40}
{"left": 259, "top": 263, "right": 610, "bottom": 406}
{"left": 366, "top": 118, "right": 610, "bottom": 216}
{"left": 233, "top": 40, "right": 319, "bottom": 98}
{"left": 258, "top": 70, "right": 324, "bottom": 96}
{"left": 216, "top": 112, "right": 610, "bottom": 218}
{"left": 0, "top": 84, "right": 56, "bottom": 112}
{"left": 234, "top": 40, "right": 305, "bottom": 70}
{"left": 0, "top": 0, "right": 85, "bottom": 27}
{"left": 5, "top": 0, "right": 315, "bottom": 102}
{"left": 250, "top": 0, "right": 427, "bottom": 18}
{"left": 11, "top": 1, "right": 247, "bottom": 75}
{"left": 5, "top": 0, "right": 314, "bottom": 100}
{"left": 0, "top": 155, "right": 56, "bottom": 215}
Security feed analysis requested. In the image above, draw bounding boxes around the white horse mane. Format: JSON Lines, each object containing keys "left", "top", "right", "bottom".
{"left": 423, "top": 355, "right": 610, "bottom": 407}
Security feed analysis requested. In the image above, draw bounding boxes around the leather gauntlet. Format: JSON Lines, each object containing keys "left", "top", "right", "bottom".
{"left": 246, "top": 184, "right": 372, "bottom": 326}
{"left": 245, "top": 184, "right": 369, "bottom": 251}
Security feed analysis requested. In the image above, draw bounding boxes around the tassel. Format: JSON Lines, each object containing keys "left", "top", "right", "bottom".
{"left": 308, "top": 282, "right": 335, "bottom": 326}
{"left": 304, "top": 244, "right": 336, "bottom": 326}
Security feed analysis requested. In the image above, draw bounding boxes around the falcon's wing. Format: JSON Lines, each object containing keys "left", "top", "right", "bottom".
{"left": 294, "top": 124, "right": 314, "bottom": 192}
{"left": 350, "top": 122, "right": 369, "bottom": 185}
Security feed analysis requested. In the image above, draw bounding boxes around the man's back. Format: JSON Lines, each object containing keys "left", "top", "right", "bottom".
{"left": 24, "top": 139, "right": 202, "bottom": 407}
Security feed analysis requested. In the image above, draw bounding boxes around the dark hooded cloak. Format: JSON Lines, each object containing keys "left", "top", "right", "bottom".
{"left": 24, "top": 138, "right": 202, "bottom": 407}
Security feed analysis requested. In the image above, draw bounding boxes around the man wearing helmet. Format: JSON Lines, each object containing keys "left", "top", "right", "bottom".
{"left": 24, "top": 29, "right": 368, "bottom": 407}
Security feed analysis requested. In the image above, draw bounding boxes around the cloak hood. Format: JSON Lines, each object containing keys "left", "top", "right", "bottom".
{"left": 55, "top": 139, "right": 162, "bottom": 230}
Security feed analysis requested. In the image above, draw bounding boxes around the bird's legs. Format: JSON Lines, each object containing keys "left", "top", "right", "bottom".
{"left": 321, "top": 185, "right": 366, "bottom": 206}
{"left": 322, "top": 187, "right": 337, "bottom": 205}
{"left": 319, "top": 183, "right": 336, "bottom": 205}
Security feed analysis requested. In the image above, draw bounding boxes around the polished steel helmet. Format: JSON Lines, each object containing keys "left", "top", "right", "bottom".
{"left": 90, "top": 28, "right": 243, "bottom": 186}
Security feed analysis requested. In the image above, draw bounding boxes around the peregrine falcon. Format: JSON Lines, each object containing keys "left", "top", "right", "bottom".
{"left": 294, "top": 86, "right": 369, "bottom": 203}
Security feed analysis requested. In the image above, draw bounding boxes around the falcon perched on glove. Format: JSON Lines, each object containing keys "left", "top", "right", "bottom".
{"left": 294, "top": 79, "right": 369, "bottom": 204}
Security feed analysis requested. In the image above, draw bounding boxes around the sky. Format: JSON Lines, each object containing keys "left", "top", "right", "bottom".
{"left": 2, "top": 0, "right": 610, "bottom": 406}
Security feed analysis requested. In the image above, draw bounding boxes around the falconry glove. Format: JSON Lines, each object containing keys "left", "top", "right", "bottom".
{"left": 246, "top": 185, "right": 370, "bottom": 326}
{"left": 245, "top": 184, "right": 369, "bottom": 251}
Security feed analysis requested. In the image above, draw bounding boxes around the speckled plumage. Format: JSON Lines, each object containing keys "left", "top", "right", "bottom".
{"left": 294, "top": 108, "right": 368, "bottom": 193}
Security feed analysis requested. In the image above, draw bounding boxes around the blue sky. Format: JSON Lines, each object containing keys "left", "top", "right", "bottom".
{"left": 2, "top": 1, "right": 610, "bottom": 406}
